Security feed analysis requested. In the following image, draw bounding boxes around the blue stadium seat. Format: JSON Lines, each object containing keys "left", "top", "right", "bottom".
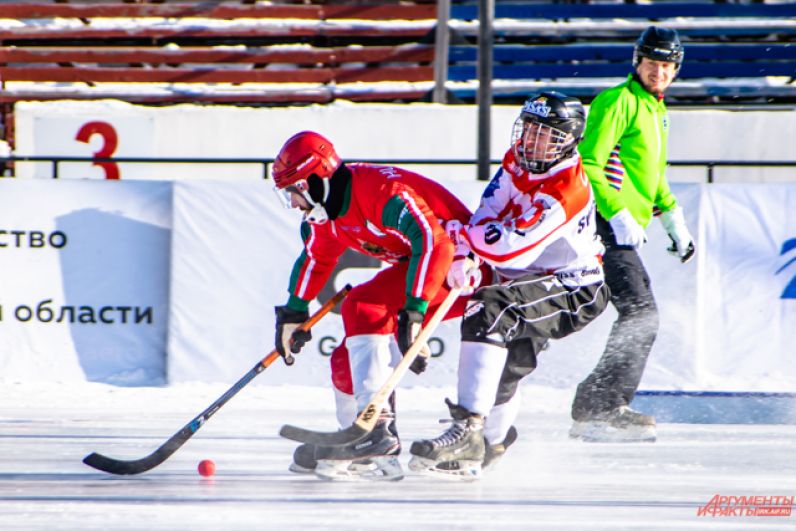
{"left": 446, "top": 2, "right": 796, "bottom": 104}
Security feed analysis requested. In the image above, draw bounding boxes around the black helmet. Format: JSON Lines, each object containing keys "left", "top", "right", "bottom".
{"left": 511, "top": 91, "right": 585, "bottom": 174}
{"left": 633, "top": 26, "right": 684, "bottom": 70}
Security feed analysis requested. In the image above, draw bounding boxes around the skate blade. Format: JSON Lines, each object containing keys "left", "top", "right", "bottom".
{"left": 315, "top": 456, "right": 404, "bottom": 482}
{"left": 569, "top": 421, "right": 657, "bottom": 443}
{"left": 288, "top": 462, "right": 316, "bottom": 474}
{"left": 408, "top": 456, "right": 481, "bottom": 481}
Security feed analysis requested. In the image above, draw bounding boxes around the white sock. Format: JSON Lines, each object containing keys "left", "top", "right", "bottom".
{"left": 457, "top": 341, "right": 509, "bottom": 417}
{"left": 484, "top": 391, "right": 521, "bottom": 444}
{"left": 346, "top": 334, "right": 392, "bottom": 412}
{"left": 333, "top": 387, "right": 358, "bottom": 427}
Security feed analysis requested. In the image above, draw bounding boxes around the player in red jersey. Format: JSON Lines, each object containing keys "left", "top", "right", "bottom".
{"left": 409, "top": 92, "right": 610, "bottom": 479}
{"left": 271, "top": 131, "right": 485, "bottom": 480}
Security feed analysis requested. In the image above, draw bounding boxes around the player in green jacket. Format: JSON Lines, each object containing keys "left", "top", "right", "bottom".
{"left": 570, "top": 26, "right": 696, "bottom": 442}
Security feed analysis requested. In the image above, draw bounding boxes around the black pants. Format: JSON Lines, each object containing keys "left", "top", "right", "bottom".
{"left": 570, "top": 214, "right": 659, "bottom": 421}
{"left": 461, "top": 272, "right": 610, "bottom": 408}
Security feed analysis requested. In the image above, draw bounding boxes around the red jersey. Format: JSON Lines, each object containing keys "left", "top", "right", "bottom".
{"left": 287, "top": 163, "right": 471, "bottom": 313}
{"left": 465, "top": 149, "right": 604, "bottom": 283}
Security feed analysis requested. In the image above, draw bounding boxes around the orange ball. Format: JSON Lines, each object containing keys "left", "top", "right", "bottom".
{"left": 197, "top": 459, "right": 216, "bottom": 477}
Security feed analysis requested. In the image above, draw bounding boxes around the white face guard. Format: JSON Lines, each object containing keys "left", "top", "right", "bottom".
{"left": 273, "top": 179, "right": 330, "bottom": 224}
{"left": 273, "top": 185, "right": 296, "bottom": 210}
{"left": 511, "top": 117, "right": 574, "bottom": 173}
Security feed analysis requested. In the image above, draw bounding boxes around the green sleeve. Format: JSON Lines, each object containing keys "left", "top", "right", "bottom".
{"left": 654, "top": 174, "right": 677, "bottom": 214}
{"left": 654, "top": 118, "right": 677, "bottom": 213}
{"left": 382, "top": 195, "right": 430, "bottom": 314}
{"left": 286, "top": 221, "right": 347, "bottom": 312}
{"left": 286, "top": 293, "right": 309, "bottom": 312}
{"left": 285, "top": 222, "right": 313, "bottom": 312}
{"left": 580, "top": 88, "right": 633, "bottom": 220}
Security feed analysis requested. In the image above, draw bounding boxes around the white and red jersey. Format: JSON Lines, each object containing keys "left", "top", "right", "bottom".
{"left": 464, "top": 148, "right": 604, "bottom": 284}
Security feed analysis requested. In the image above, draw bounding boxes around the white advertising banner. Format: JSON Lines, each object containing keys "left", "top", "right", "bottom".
{"left": 0, "top": 179, "right": 172, "bottom": 384}
{"left": 696, "top": 184, "right": 796, "bottom": 391}
{"left": 3, "top": 176, "right": 794, "bottom": 394}
{"left": 167, "top": 180, "right": 308, "bottom": 384}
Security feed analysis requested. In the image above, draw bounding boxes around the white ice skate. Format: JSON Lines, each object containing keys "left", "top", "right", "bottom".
{"left": 315, "top": 455, "right": 403, "bottom": 481}
{"left": 569, "top": 406, "right": 657, "bottom": 443}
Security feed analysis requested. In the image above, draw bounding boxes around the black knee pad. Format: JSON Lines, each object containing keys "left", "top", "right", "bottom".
{"left": 460, "top": 303, "right": 502, "bottom": 346}
{"left": 460, "top": 294, "right": 508, "bottom": 343}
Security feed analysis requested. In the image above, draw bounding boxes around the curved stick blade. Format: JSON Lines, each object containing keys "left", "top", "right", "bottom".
{"left": 279, "top": 423, "right": 369, "bottom": 446}
{"left": 83, "top": 451, "right": 165, "bottom": 475}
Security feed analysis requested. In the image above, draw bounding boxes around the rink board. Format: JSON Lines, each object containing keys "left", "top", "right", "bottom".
{"left": 635, "top": 391, "right": 796, "bottom": 424}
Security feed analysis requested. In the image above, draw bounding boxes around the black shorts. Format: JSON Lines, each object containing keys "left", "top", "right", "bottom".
{"left": 461, "top": 273, "right": 609, "bottom": 348}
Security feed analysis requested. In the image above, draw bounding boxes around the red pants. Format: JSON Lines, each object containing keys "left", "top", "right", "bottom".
{"left": 331, "top": 262, "right": 488, "bottom": 394}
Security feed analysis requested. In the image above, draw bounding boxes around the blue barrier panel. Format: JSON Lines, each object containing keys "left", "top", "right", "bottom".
{"left": 633, "top": 391, "right": 796, "bottom": 424}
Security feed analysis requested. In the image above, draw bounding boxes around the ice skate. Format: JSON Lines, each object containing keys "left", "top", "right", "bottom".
{"left": 290, "top": 442, "right": 390, "bottom": 477}
{"left": 314, "top": 411, "right": 403, "bottom": 481}
{"left": 569, "top": 405, "right": 656, "bottom": 442}
{"left": 408, "top": 400, "right": 485, "bottom": 480}
{"left": 482, "top": 425, "right": 518, "bottom": 470}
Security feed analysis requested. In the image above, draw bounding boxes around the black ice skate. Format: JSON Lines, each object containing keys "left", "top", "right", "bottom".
{"left": 288, "top": 443, "right": 317, "bottom": 474}
{"left": 569, "top": 405, "right": 656, "bottom": 442}
{"left": 482, "top": 425, "right": 518, "bottom": 470}
{"left": 313, "top": 410, "right": 403, "bottom": 481}
{"left": 408, "top": 399, "right": 485, "bottom": 480}
{"left": 290, "top": 442, "right": 389, "bottom": 476}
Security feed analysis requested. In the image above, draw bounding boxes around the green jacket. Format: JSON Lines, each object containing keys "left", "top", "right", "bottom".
{"left": 579, "top": 74, "right": 678, "bottom": 228}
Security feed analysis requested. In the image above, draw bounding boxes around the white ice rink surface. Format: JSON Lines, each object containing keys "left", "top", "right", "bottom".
{"left": 1, "top": 382, "right": 794, "bottom": 530}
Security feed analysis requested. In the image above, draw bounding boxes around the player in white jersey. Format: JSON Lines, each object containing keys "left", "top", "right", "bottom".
{"left": 409, "top": 92, "right": 611, "bottom": 479}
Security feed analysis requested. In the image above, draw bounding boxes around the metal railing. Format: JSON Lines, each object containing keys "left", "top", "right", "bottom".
{"left": 667, "top": 160, "right": 796, "bottom": 183}
{"left": 0, "top": 155, "right": 276, "bottom": 180}
{"left": 1, "top": 156, "right": 795, "bottom": 183}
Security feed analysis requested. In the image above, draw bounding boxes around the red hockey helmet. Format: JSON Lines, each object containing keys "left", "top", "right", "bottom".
{"left": 272, "top": 131, "right": 341, "bottom": 224}
{"left": 272, "top": 131, "right": 341, "bottom": 190}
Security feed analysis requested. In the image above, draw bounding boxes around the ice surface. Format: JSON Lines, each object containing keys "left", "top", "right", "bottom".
{"left": 0, "top": 382, "right": 794, "bottom": 530}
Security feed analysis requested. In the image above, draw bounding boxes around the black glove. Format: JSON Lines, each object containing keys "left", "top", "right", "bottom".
{"left": 275, "top": 305, "right": 311, "bottom": 365}
{"left": 397, "top": 309, "right": 429, "bottom": 375}
{"left": 668, "top": 236, "right": 696, "bottom": 264}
